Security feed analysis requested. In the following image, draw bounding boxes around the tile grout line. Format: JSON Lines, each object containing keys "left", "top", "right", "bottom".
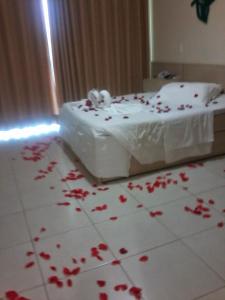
{"left": 193, "top": 285, "right": 225, "bottom": 300}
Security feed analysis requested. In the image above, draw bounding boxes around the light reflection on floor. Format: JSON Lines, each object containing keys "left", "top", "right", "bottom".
{"left": 0, "top": 123, "right": 60, "bottom": 142}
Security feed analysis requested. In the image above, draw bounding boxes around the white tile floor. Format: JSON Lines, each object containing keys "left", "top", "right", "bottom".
{"left": 0, "top": 136, "right": 225, "bottom": 300}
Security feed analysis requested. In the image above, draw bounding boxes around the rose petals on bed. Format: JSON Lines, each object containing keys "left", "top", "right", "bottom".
{"left": 105, "top": 116, "right": 112, "bottom": 121}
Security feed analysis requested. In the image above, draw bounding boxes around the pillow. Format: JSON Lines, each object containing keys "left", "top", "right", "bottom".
{"left": 152, "top": 82, "right": 223, "bottom": 105}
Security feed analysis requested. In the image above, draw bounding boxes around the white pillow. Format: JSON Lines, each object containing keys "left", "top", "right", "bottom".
{"left": 153, "top": 82, "right": 223, "bottom": 105}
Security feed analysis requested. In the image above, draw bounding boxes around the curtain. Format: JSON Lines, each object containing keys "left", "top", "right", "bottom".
{"left": 0, "top": 0, "right": 53, "bottom": 128}
{"left": 48, "top": 0, "right": 149, "bottom": 104}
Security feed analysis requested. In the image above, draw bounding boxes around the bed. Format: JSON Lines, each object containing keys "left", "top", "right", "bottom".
{"left": 59, "top": 84, "right": 225, "bottom": 182}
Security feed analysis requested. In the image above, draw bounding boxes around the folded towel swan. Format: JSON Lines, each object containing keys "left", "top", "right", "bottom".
{"left": 87, "top": 89, "right": 112, "bottom": 108}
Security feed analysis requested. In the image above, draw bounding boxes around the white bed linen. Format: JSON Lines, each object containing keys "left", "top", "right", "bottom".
{"left": 59, "top": 93, "right": 225, "bottom": 178}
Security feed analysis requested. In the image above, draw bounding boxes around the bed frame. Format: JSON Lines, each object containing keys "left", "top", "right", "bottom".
{"left": 62, "top": 113, "right": 225, "bottom": 183}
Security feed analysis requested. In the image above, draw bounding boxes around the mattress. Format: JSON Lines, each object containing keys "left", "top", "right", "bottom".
{"left": 59, "top": 93, "right": 225, "bottom": 179}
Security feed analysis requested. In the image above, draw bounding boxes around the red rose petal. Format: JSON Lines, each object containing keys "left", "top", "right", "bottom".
{"left": 50, "top": 266, "right": 57, "bottom": 272}
{"left": 208, "top": 199, "right": 215, "bottom": 205}
{"left": 72, "top": 257, "right": 77, "bottom": 264}
{"left": 71, "top": 267, "right": 81, "bottom": 276}
{"left": 111, "top": 259, "right": 121, "bottom": 265}
{"left": 67, "top": 278, "right": 73, "bottom": 287}
{"left": 39, "top": 252, "right": 51, "bottom": 260}
{"left": 139, "top": 255, "right": 149, "bottom": 262}
{"left": 40, "top": 227, "right": 46, "bottom": 233}
{"left": 56, "top": 280, "right": 64, "bottom": 288}
{"left": 119, "top": 195, "right": 127, "bottom": 203}
{"left": 109, "top": 216, "right": 118, "bottom": 221}
{"left": 203, "top": 214, "right": 211, "bottom": 219}
{"left": 99, "top": 292, "right": 108, "bottom": 300}
{"left": 25, "top": 261, "right": 35, "bottom": 269}
{"left": 96, "top": 280, "right": 106, "bottom": 287}
{"left": 98, "top": 243, "right": 108, "bottom": 251}
{"left": 57, "top": 202, "right": 71, "bottom": 206}
{"left": 33, "top": 237, "right": 40, "bottom": 242}
{"left": 5, "top": 290, "right": 18, "bottom": 300}
{"left": 114, "top": 284, "right": 128, "bottom": 291}
{"left": 26, "top": 251, "right": 34, "bottom": 257}
{"left": 217, "top": 221, "right": 224, "bottom": 228}
{"left": 80, "top": 257, "right": 86, "bottom": 264}
{"left": 63, "top": 267, "right": 71, "bottom": 276}
{"left": 197, "top": 198, "right": 204, "bottom": 204}
{"left": 149, "top": 211, "right": 156, "bottom": 217}
{"left": 129, "top": 286, "right": 142, "bottom": 300}
{"left": 137, "top": 204, "right": 143, "bottom": 208}
{"left": 119, "top": 248, "right": 128, "bottom": 255}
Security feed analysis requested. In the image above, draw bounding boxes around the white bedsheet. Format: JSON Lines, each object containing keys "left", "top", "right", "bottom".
{"left": 59, "top": 93, "right": 225, "bottom": 178}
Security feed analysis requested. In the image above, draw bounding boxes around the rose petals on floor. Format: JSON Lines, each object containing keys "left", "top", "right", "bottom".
{"left": 139, "top": 255, "right": 149, "bottom": 262}
{"left": 119, "top": 248, "right": 128, "bottom": 255}
{"left": 5, "top": 290, "right": 30, "bottom": 300}
{"left": 96, "top": 280, "right": 106, "bottom": 288}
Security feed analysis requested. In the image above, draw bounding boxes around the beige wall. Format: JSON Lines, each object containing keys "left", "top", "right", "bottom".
{"left": 151, "top": 0, "right": 225, "bottom": 65}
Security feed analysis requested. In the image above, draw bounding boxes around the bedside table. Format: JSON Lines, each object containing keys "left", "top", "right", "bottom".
{"left": 143, "top": 78, "right": 180, "bottom": 92}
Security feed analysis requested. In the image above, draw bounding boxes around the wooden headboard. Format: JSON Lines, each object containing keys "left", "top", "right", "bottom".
{"left": 151, "top": 62, "right": 225, "bottom": 88}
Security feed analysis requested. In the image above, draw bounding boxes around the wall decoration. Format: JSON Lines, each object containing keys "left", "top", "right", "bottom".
{"left": 191, "top": 0, "right": 215, "bottom": 23}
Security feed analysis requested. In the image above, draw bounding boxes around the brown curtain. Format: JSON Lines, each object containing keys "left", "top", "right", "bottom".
{"left": 0, "top": 0, "right": 53, "bottom": 128}
{"left": 48, "top": 0, "right": 149, "bottom": 104}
